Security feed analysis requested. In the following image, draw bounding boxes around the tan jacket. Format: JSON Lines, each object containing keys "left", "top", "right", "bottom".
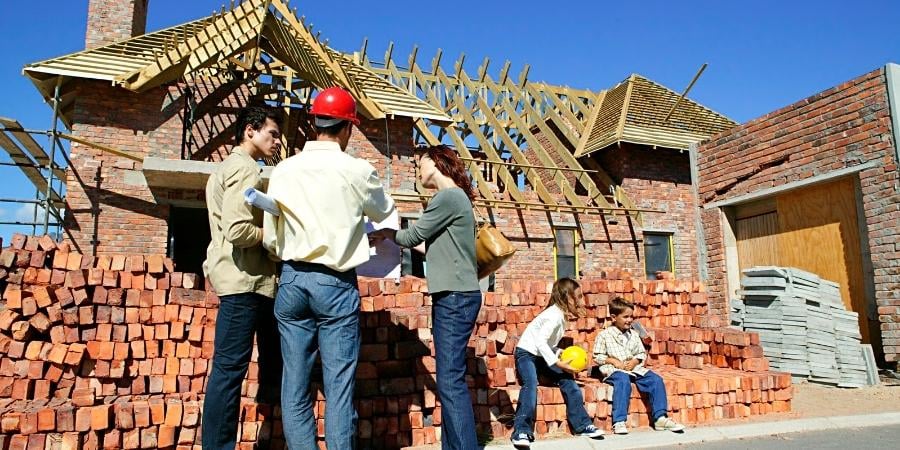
{"left": 203, "top": 147, "right": 277, "bottom": 298}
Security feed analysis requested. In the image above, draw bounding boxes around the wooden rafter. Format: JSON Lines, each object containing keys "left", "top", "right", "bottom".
{"left": 121, "top": 0, "right": 269, "bottom": 91}
{"left": 403, "top": 57, "right": 505, "bottom": 202}
{"left": 479, "top": 70, "right": 609, "bottom": 207}
{"left": 467, "top": 71, "right": 584, "bottom": 206}
{"left": 24, "top": 0, "right": 448, "bottom": 127}
{"left": 267, "top": 0, "right": 382, "bottom": 117}
{"left": 362, "top": 48, "right": 641, "bottom": 215}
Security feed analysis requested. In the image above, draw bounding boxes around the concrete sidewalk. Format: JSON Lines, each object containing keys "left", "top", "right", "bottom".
{"left": 479, "top": 412, "right": 900, "bottom": 449}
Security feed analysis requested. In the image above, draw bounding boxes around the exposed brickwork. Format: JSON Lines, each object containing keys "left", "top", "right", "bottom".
{"left": 64, "top": 80, "right": 178, "bottom": 256}
{"left": 62, "top": 78, "right": 688, "bottom": 287}
{"left": 85, "top": 0, "right": 148, "bottom": 49}
{"left": 696, "top": 67, "right": 900, "bottom": 362}
{"left": 596, "top": 143, "right": 700, "bottom": 279}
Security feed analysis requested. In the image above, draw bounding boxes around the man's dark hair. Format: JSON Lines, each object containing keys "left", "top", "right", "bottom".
{"left": 609, "top": 297, "right": 634, "bottom": 316}
{"left": 235, "top": 106, "right": 283, "bottom": 145}
{"left": 315, "top": 120, "right": 350, "bottom": 137}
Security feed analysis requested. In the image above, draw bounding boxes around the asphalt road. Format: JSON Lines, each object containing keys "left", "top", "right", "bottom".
{"left": 667, "top": 424, "right": 900, "bottom": 449}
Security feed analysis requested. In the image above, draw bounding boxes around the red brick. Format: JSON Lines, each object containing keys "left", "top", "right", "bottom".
{"left": 36, "top": 408, "right": 55, "bottom": 431}
{"left": 91, "top": 404, "right": 111, "bottom": 430}
{"left": 75, "top": 405, "right": 92, "bottom": 431}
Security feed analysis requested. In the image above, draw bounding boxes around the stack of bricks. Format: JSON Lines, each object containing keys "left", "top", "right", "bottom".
{"left": 0, "top": 234, "right": 792, "bottom": 449}
{"left": 0, "top": 234, "right": 274, "bottom": 450}
{"left": 351, "top": 275, "right": 791, "bottom": 446}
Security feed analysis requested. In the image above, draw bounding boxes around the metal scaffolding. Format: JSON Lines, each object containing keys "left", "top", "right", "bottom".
{"left": 0, "top": 82, "right": 68, "bottom": 238}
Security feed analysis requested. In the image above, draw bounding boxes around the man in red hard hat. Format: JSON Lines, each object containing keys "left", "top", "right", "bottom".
{"left": 263, "top": 86, "right": 395, "bottom": 449}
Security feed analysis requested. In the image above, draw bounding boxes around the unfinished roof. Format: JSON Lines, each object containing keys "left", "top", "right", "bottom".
{"left": 575, "top": 74, "right": 737, "bottom": 156}
{"left": 23, "top": 0, "right": 450, "bottom": 128}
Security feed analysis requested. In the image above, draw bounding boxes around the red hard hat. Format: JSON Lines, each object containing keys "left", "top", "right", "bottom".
{"left": 309, "top": 86, "right": 360, "bottom": 126}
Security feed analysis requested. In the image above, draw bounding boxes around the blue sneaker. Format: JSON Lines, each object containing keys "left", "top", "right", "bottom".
{"left": 511, "top": 432, "right": 531, "bottom": 448}
{"left": 578, "top": 424, "right": 604, "bottom": 439}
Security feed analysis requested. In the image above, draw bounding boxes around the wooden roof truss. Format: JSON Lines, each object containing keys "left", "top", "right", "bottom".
{"left": 23, "top": 0, "right": 449, "bottom": 128}
{"left": 360, "top": 46, "right": 643, "bottom": 218}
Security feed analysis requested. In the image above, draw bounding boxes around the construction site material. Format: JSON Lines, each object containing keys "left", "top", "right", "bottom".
{"left": 735, "top": 267, "right": 875, "bottom": 388}
{"left": 0, "top": 234, "right": 792, "bottom": 448}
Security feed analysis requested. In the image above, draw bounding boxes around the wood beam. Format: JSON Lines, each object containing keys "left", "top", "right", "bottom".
{"left": 124, "top": 0, "right": 268, "bottom": 91}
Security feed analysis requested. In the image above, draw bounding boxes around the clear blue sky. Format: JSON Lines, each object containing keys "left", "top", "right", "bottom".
{"left": 0, "top": 0, "right": 898, "bottom": 243}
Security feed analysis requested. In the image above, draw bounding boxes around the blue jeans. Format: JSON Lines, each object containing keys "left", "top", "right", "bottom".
{"left": 275, "top": 261, "right": 361, "bottom": 450}
{"left": 432, "top": 290, "right": 482, "bottom": 450}
{"left": 512, "top": 348, "right": 593, "bottom": 438}
{"left": 604, "top": 370, "right": 668, "bottom": 423}
{"left": 202, "top": 292, "right": 282, "bottom": 450}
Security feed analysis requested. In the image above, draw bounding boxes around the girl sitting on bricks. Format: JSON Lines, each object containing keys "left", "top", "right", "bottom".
{"left": 510, "top": 278, "right": 604, "bottom": 448}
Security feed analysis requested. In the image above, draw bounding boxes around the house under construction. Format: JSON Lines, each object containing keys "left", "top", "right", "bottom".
{"left": 2, "top": 1, "right": 899, "bottom": 448}
{"left": 4, "top": 0, "right": 734, "bottom": 288}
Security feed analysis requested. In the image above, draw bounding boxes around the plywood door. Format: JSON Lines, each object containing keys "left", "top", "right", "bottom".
{"left": 776, "top": 178, "right": 870, "bottom": 343}
{"left": 736, "top": 212, "right": 779, "bottom": 273}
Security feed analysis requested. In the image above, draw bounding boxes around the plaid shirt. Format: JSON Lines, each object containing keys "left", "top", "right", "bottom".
{"left": 592, "top": 325, "right": 649, "bottom": 378}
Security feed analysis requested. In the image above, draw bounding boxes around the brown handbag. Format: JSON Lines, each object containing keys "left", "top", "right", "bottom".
{"left": 474, "top": 212, "right": 516, "bottom": 279}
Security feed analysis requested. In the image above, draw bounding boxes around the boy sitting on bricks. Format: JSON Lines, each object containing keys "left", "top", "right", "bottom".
{"left": 592, "top": 297, "right": 685, "bottom": 434}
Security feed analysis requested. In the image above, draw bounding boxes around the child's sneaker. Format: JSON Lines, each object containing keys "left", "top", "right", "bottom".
{"left": 577, "top": 424, "right": 604, "bottom": 439}
{"left": 511, "top": 432, "right": 532, "bottom": 448}
{"left": 613, "top": 421, "right": 629, "bottom": 434}
{"left": 654, "top": 416, "right": 686, "bottom": 432}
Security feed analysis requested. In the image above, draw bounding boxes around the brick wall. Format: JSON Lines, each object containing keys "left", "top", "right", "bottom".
{"left": 85, "top": 0, "right": 149, "bottom": 49}
{"left": 63, "top": 78, "right": 255, "bottom": 256}
{"left": 62, "top": 78, "right": 420, "bottom": 258}
{"left": 64, "top": 76, "right": 696, "bottom": 287}
{"left": 64, "top": 80, "right": 180, "bottom": 256}
{"left": 595, "top": 143, "right": 700, "bottom": 279}
{"left": 696, "top": 67, "right": 900, "bottom": 362}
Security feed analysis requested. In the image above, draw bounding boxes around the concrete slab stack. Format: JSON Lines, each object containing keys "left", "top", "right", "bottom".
{"left": 737, "top": 267, "right": 874, "bottom": 387}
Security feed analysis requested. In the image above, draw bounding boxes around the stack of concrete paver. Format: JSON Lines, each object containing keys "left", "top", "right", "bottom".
{"left": 729, "top": 298, "right": 744, "bottom": 328}
{"left": 736, "top": 267, "right": 873, "bottom": 387}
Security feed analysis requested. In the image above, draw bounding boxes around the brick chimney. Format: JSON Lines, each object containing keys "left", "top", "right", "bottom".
{"left": 85, "top": 0, "right": 149, "bottom": 49}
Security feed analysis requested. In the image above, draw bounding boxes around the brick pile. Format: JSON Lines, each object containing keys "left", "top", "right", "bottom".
{"left": 353, "top": 274, "right": 791, "bottom": 446}
{"left": 0, "top": 234, "right": 792, "bottom": 449}
{"left": 0, "top": 234, "right": 246, "bottom": 450}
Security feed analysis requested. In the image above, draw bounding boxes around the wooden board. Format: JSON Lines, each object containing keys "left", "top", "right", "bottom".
{"left": 775, "top": 178, "right": 870, "bottom": 344}
{"left": 736, "top": 211, "right": 779, "bottom": 273}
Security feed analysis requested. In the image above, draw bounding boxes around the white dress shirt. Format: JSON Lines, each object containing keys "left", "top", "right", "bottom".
{"left": 516, "top": 304, "right": 566, "bottom": 367}
{"left": 263, "top": 140, "right": 395, "bottom": 271}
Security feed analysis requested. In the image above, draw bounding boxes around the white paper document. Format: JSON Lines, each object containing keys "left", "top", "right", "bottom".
{"left": 358, "top": 210, "right": 401, "bottom": 280}
{"left": 244, "top": 187, "right": 280, "bottom": 217}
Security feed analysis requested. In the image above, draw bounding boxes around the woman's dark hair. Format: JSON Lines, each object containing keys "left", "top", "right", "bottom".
{"left": 235, "top": 106, "right": 282, "bottom": 145}
{"left": 422, "top": 145, "right": 477, "bottom": 202}
{"left": 549, "top": 277, "right": 583, "bottom": 319}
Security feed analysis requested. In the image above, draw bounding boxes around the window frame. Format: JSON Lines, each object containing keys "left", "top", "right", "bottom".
{"left": 553, "top": 226, "right": 579, "bottom": 280}
{"left": 643, "top": 231, "right": 675, "bottom": 279}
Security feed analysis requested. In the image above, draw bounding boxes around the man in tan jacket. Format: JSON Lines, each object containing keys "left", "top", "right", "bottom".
{"left": 202, "top": 106, "right": 283, "bottom": 450}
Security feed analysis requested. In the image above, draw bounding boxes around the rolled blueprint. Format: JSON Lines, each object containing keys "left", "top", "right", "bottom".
{"left": 243, "top": 187, "right": 280, "bottom": 217}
